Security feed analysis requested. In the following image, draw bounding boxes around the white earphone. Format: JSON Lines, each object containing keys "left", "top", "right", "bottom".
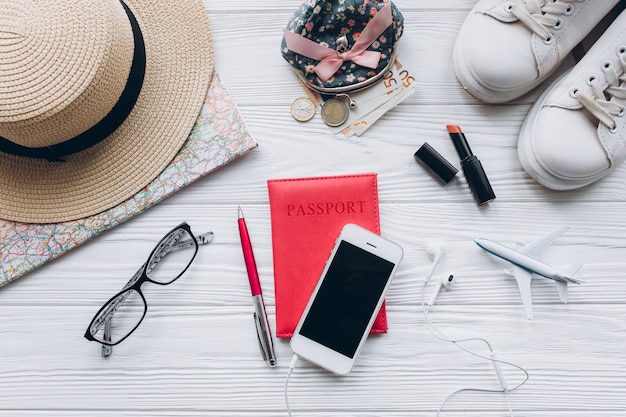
{"left": 425, "top": 241, "right": 457, "bottom": 308}
{"left": 425, "top": 241, "right": 443, "bottom": 282}
{"left": 427, "top": 272, "right": 456, "bottom": 308}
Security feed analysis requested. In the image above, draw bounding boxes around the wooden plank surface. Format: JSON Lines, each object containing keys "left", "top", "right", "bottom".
{"left": 1, "top": 1, "right": 625, "bottom": 416}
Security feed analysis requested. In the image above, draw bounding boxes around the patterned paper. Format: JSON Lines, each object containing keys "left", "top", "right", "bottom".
{"left": 0, "top": 72, "right": 257, "bottom": 286}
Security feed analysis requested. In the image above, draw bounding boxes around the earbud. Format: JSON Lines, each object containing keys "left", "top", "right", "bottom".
{"left": 428, "top": 272, "right": 456, "bottom": 307}
{"left": 425, "top": 241, "right": 443, "bottom": 282}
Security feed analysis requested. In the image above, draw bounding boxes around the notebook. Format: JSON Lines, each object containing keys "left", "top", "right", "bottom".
{"left": 267, "top": 173, "right": 387, "bottom": 338}
{"left": 0, "top": 71, "right": 257, "bottom": 287}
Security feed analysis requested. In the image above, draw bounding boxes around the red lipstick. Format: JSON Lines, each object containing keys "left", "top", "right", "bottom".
{"left": 446, "top": 125, "right": 496, "bottom": 205}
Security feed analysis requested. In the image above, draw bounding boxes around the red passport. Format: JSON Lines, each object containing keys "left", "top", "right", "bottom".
{"left": 267, "top": 173, "right": 387, "bottom": 338}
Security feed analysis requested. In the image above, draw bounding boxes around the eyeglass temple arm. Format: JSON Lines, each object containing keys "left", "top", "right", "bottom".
{"left": 100, "top": 231, "right": 214, "bottom": 357}
{"left": 102, "top": 320, "right": 113, "bottom": 357}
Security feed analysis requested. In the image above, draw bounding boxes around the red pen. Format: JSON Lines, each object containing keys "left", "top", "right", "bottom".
{"left": 237, "top": 206, "right": 277, "bottom": 367}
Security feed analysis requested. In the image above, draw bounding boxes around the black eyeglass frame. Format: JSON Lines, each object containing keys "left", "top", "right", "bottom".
{"left": 84, "top": 222, "right": 207, "bottom": 354}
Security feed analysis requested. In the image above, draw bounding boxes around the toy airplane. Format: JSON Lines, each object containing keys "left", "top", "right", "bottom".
{"left": 474, "top": 225, "right": 584, "bottom": 319}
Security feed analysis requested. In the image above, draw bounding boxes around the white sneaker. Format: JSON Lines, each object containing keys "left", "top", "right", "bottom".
{"left": 453, "top": 0, "right": 620, "bottom": 103}
{"left": 518, "top": 8, "right": 626, "bottom": 190}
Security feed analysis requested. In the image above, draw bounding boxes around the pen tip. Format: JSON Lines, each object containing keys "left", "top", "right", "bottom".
{"left": 446, "top": 124, "right": 462, "bottom": 134}
{"left": 238, "top": 205, "right": 243, "bottom": 218}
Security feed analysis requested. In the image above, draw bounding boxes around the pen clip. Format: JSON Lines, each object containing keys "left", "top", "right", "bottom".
{"left": 253, "top": 295, "right": 277, "bottom": 367}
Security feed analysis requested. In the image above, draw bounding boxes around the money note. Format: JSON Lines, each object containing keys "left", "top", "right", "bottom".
{"left": 341, "top": 61, "right": 417, "bottom": 137}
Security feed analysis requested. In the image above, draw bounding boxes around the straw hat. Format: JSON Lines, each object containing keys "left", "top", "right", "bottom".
{"left": 0, "top": 0, "right": 213, "bottom": 223}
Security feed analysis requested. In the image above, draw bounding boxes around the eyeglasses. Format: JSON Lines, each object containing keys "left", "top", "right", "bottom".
{"left": 84, "top": 222, "right": 213, "bottom": 357}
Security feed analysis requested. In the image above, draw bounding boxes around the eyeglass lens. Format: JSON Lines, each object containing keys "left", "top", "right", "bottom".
{"left": 147, "top": 228, "right": 197, "bottom": 284}
{"left": 92, "top": 289, "right": 147, "bottom": 345}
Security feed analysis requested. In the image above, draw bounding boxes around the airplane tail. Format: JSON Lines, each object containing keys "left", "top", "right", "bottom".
{"left": 555, "top": 281, "right": 568, "bottom": 304}
{"left": 555, "top": 263, "right": 584, "bottom": 284}
{"left": 554, "top": 263, "right": 583, "bottom": 303}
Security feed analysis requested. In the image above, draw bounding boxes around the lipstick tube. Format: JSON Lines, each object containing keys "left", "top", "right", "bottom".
{"left": 446, "top": 125, "right": 496, "bottom": 205}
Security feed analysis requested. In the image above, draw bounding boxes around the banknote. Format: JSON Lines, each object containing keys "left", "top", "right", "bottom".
{"left": 339, "top": 60, "right": 416, "bottom": 137}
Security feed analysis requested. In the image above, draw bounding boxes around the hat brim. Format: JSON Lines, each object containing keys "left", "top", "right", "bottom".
{"left": 0, "top": 0, "right": 214, "bottom": 223}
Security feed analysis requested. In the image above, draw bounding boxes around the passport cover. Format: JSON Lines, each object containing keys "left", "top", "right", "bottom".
{"left": 267, "top": 173, "right": 387, "bottom": 338}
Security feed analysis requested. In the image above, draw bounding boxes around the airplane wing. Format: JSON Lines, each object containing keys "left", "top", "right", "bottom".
{"left": 517, "top": 225, "right": 569, "bottom": 259}
{"left": 511, "top": 264, "right": 534, "bottom": 319}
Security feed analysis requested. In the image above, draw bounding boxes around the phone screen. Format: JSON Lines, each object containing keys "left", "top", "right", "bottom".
{"left": 299, "top": 240, "right": 395, "bottom": 358}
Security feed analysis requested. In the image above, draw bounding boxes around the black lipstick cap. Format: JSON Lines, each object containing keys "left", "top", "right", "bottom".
{"left": 461, "top": 156, "right": 496, "bottom": 205}
{"left": 414, "top": 142, "right": 458, "bottom": 184}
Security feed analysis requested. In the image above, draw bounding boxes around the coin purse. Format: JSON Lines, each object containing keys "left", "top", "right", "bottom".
{"left": 281, "top": 0, "right": 404, "bottom": 93}
{"left": 281, "top": 0, "right": 404, "bottom": 125}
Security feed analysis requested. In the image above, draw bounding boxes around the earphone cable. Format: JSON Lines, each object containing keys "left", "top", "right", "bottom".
{"left": 284, "top": 353, "right": 300, "bottom": 417}
{"left": 421, "top": 275, "right": 529, "bottom": 416}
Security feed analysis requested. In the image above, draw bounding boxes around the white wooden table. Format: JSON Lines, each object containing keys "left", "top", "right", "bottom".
{"left": 1, "top": 1, "right": 625, "bottom": 416}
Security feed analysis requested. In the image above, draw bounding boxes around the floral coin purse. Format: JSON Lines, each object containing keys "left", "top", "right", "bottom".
{"left": 281, "top": 0, "right": 404, "bottom": 94}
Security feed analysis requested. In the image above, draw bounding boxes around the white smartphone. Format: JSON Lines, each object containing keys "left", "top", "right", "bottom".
{"left": 290, "top": 223, "right": 403, "bottom": 375}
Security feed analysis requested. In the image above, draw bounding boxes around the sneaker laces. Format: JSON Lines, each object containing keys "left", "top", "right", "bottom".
{"left": 509, "top": 0, "right": 577, "bottom": 42}
{"left": 575, "top": 53, "right": 626, "bottom": 130}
